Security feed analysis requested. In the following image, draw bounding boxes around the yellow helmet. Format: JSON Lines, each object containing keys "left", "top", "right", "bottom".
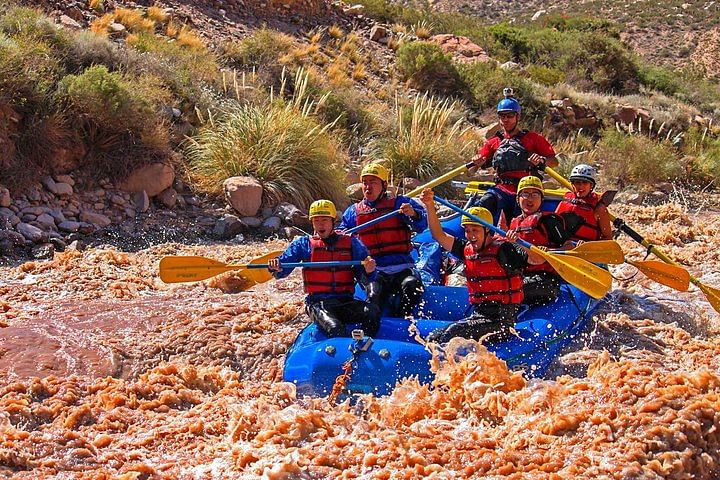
{"left": 360, "top": 162, "right": 389, "bottom": 182}
{"left": 308, "top": 199, "right": 337, "bottom": 220}
{"left": 517, "top": 175, "right": 544, "bottom": 196}
{"left": 461, "top": 206, "right": 493, "bottom": 227}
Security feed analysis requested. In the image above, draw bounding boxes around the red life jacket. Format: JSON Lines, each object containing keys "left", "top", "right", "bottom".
{"left": 508, "top": 212, "right": 555, "bottom": 274}
{"left": 464, "top": 240, "right": 524, "bottom": 305}
{"left": 302, "top": 234, "right": 355, "bottom": 295}
{"left": 555, "top": 192, "right": 602, "bottom": 241}
{"left": 355, "top": 195, "right": 412, "bottom": 257}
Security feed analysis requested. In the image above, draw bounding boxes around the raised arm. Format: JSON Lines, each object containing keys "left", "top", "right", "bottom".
{"left": 419, "top": 188, "right": 455, "bottom": 251}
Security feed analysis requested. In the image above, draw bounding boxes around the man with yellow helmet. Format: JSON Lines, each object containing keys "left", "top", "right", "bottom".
{"left": 339, "top": 162, "right": 428, "bottom": 318}
{"left": 268, "top": 199, "right": 380, "bottom": 337}
{"left": 505, "top": 176, "right": 570, "bottom": 306}
{"left": 419, "top": 188, "right": 529, "bottom": 343}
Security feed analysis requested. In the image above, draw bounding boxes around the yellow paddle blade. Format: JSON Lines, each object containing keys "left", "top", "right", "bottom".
{"left": 240, "top": 250, "right": 282, "bottom": 284}
{"left": 159, "top": 256, "right": 230, "bottom": 283}
{"left": 159, "top": 250, "right": 283, "bottom": 284}
{"left": 626, "top": 259, "right": 690, "bottom": 292}
{"left": 557, "top": 240, "right": 625, "bottom": 264}
{"left": 576, "top": 240, "right": 624, "bottom": 264}
{"left": 534, "top": 246, "right": 612, "bottom": 299}
{"left": 695, "top": 279, "right": 720, "bottom": 313}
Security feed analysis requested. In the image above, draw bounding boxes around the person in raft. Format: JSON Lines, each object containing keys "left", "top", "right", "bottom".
{"left": 419, "top": 188, "right": 529, "bottom": 344}
{"left": 505, "top": 176, "right": 570, "bottom": 306}
{"left": 268, "top": 199, "right": 380, "bottom": 338}
{"left": 339, "top": 162, "right": 428, "bottom": 318}
{"left": 470, "top": 88, "right": 558, "bottom": 226}
{"left": 554, "top": 164, "right": 613, "bottom": 242}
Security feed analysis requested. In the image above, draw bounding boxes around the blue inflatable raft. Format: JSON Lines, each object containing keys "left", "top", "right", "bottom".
{"left": 282, "top": 190, "right": 604, "bottom": 397}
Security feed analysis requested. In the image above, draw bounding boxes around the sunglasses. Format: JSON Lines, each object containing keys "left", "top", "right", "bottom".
{"left": 498, "top": 112, "right": 517, "bottom": 119}
{"left": 518, "top": 192, "right": 542, "bottom": 199}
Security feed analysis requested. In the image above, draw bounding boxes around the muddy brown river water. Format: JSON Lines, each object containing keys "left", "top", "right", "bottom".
{"left": 1, "top": 204, "right": 719, "bottom": 479}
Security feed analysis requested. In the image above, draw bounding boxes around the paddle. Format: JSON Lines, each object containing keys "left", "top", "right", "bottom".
{"left": 160, "top": 252, "right": 369, "bottom": 284}
{"left": 345, "top": 161, "right": 475, "bottom": 234}
{"left": 625, "top": 259, "right": 690, "bottom": 292}
{"left": 549, "top": 240, "right": 625, "bottom": 264}
{"left": 433, "top": 196, "right": 613, "bottom": 300}
{"left": 544, "top": 166, "right": 711, "bottom": 306}
{"left": 159, "top": 250, "right": 283, "bottom": 284}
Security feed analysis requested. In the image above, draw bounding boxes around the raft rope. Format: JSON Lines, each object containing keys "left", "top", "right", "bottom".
{"left": 328, "top": 331, "right": 371, "bottom": 405}
{"left": 328, "top": 357, "right": 355, "bottom": 405}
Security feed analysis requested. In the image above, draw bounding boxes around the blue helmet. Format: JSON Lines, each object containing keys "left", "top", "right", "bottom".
{"left": 497, "top": 97, "right": 521, "bottom": 114}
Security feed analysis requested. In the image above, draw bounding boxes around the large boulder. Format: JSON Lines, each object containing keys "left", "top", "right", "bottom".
{"left": 430, "top": 34, "right": 493, "bottom": 64}
{"left": 119, "top": 163, "right": 175, "bottom": 197}
{"left": 274, "top": 202, "right": 309, "bottom": 227}
{"left": 16, "top": 222, "right": 45, "bottom": 243}
{"left": 223, "top": 176, "right": 263, "bottom": 217}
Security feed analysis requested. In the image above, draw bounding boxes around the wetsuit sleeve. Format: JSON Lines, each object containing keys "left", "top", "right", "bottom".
{"left": 338, "top": 204, "right": 357, "bottom": 232}
{"left": 477, "top": 138, "right": 499, "bottom": 168}
{"left": 539, "top": 213, "right": 570, "bottom": 247}
{"left": 449, "top": 237, "right": 468, "bottom": 261}
{"left": 497, "top": 242, "right": 528, "bottom": 271}
{"left": 524, "top": 132, "right": 556, "bottom": 157}
{"left": 351, "top": 236, "right": 376, "bottom": 282}
{"left": 397, "top": 196, "right": 428, "bottom": 233}
{"left": 272, "top": 236, "right": 311, "bottom": 279}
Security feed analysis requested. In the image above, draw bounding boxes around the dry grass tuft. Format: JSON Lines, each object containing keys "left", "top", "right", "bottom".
{"left": 88, "top": 0, "right": 104, "bottom": 12}
{"left": 90, "top": 13, "right": 113, "bottom": 35}
{"left": 113, "top": 7, "right": 155, "bottom": 34}
{"left": 176, "top": 26, "right": 205, "bottom": 50}
{"left": 412, "top": 20, "right": 434, "bottom": 39}
{"left": 328, "top": 25, "right": 344, "bottom": 39}
{"left": 146, "top": 6, "right": 168, "bottom": 24}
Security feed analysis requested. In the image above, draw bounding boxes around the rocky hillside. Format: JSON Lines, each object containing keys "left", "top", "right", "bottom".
{"left": 426, "top": 0, "right": 720, "bottom": 75}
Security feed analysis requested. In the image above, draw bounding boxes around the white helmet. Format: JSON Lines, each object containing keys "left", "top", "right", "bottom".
{"left": 569, "top": 164, "right": 597, "bottom": 185}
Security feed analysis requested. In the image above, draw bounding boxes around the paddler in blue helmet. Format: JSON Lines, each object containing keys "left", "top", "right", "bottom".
{"left": 470, "top": 87, "right": 559, "bottom": 227}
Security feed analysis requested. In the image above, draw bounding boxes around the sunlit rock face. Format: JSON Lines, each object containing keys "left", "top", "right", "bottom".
{"left": 1, "top": 204, "right": 719, "bottom": 478}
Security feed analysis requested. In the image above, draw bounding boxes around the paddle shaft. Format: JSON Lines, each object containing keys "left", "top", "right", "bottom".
{"left": 344, "top": 162, "right": 475, "bottom": 235}
{"left": 544, "top": 166, "right": 717, "bottom": 302}
{"left": 433, "top": 196, "right": 532, "bottom": 249}
{"left": 246, "top": 260, "right": 363, "bottom": 269}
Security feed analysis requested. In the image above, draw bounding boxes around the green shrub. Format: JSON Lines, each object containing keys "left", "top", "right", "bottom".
{"left": 126, "top": 32, "right": 220, "bottom": 110}
{"left": 185, "top": 100, "right": 347, "bottom": 208}
{"left": 596, "top": 128, "right": 683, "bottom": 189}
{"left": 57, "top": 65, "right": 172, "bottom": 180}
{"left": 683, "top": 126, "right": 720, "bottom": 187}
{"left": 527, "top": 64, "right": 565, "bottom": 87}
{"left": 218, "top": 28, "right": 294, "bottom": 69}
{"left": 638, "top": 64, "right": 682, "bottom": 96}
{"left": 368, "top": 95, "right": 474, "bottom": 190}
{"left": 458, "top": 62, "right": 547, "bottom": 124}
{"left": 0, "top": 5, "right": 70, "bottom": 51}
{"left": 489, "top": 23, "right": 531, "bottom": 60}
{"left": 567, "top": 33, "right": 639, "bottom": 94}
{"left": 396, "top": 41, "right": 462, "bottom": 95}
{"left": 0, "top": 33, "right": 63, "bottom": 108}
{"left": 58, "top": 65, "right": 155, "bottom": 133}
{"left": 541, "top": 14, "right": 620, "bottom": 38}
{"left": 673, "top": 66, "right": 720, "bottom": 115}
{"left": 64, "top": 30, "right": 124, "bottom": 73}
